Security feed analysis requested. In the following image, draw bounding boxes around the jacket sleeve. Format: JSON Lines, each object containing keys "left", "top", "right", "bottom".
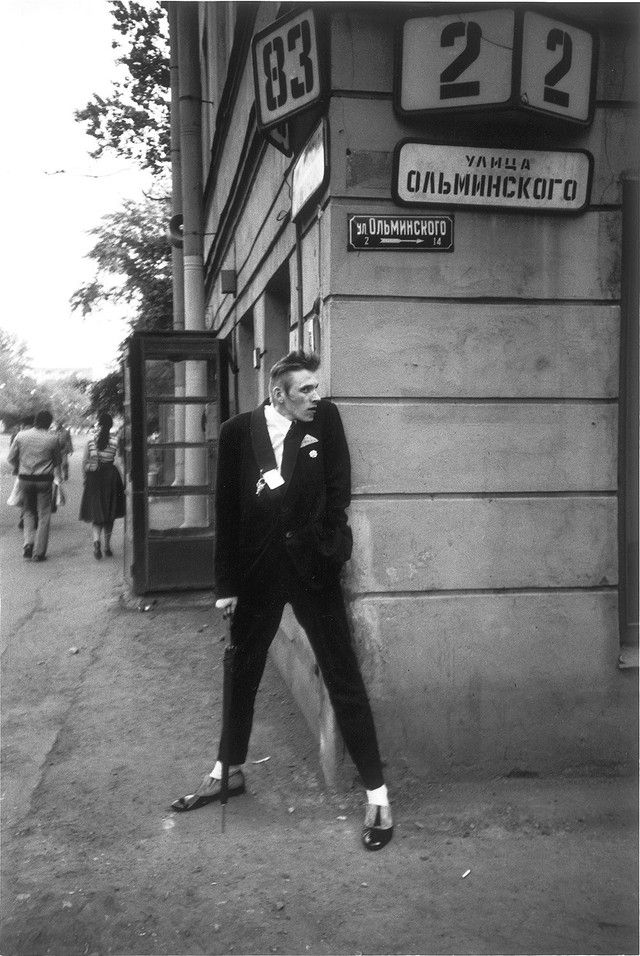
{"left": 83, "top": 441, "right": 97, "bottom": 473}
{"left": 214, "top": 419, "right": 242, "bottom": 596}
{"left": 323, "top": 402, "right": 351, "bottom": 521}
{"left": 7, "top": 437, "right": 19, "bottom": 473}
{"left": 319, "top": 402, "right": 353, "bottom": 565}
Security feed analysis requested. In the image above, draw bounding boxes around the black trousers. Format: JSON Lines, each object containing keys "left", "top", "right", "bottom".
{"left": 216, "top": 548, "right": 384, "bottom": 790}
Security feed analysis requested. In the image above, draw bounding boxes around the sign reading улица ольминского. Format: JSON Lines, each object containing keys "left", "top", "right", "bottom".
{"left": 393, "top": 143, "right": 593, "bottom": 213}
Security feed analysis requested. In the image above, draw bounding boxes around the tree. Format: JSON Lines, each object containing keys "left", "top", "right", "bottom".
{"left": 75, "top": 1, "right": 170, "bottom": 175}
{"left": 0, "top": 332, "right": 94, "bottom": 430}
{"left": 40, "top": 375, "right": 93, "bottom": 428}
{"left": 71, "top": 196, "right": 173, "bottom": 334}
{"left": 0, "top": 331, "right": 41, "bottom": 429}
{"left": 89, "top": 371, "right": 125, "bottom": 417}
{"left": 72, "top": 1, "right": 172, "bottom": 409}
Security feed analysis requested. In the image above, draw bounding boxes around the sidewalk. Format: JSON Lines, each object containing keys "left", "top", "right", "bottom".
{"left": 1, "top": 440, "right": 638, "bottom": 956}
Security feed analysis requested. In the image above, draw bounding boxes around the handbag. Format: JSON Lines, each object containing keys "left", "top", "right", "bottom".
{"left": 7, "top": 477, "right": 22, "bottom": 507}
{"left": 51, "top": 480, "right": 65, "bottom": 513}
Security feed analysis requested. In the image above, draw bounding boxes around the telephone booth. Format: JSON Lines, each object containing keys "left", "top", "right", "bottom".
{"left": 123, "top": 331, "right": 228, "bottom": 594}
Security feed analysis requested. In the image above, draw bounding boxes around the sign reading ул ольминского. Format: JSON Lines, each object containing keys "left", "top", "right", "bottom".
{"left": 393, "top": 143, "right": 593, "bottom": 213}
{"left": 348, "top": 215, "right": 454, "bottom": 251}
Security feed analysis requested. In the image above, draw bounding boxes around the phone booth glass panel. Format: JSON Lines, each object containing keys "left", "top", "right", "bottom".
{"left": 124, "top": 332, "right": 228, "bottom": 594}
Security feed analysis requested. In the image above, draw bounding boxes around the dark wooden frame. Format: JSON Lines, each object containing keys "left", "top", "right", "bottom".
{"left": 126, "top": 331, "right": 228, "bottom": 595}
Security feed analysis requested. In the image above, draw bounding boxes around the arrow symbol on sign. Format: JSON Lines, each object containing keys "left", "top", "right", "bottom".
{"left": 379, "top": 238, "right": 423, "bottom": 245}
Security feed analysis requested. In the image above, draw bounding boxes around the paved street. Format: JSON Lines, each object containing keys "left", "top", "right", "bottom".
{"left": 1, "top": 433, "right": 638, "bottom": 956}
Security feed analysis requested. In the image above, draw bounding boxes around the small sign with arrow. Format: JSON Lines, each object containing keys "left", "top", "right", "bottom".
{"left": 348, "top": 214, "right": 454, "bottom": 251}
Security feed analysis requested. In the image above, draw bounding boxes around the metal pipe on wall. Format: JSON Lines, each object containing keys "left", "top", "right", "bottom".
{"left": 167, "top": 1, "right": 185, "bottom": 486}
{"left": 618, "top": 170, "right": 639, "bottom": 648}
{"left": 176, "top": 0, "right": 207, "bottom": 526}
{"left": 295, "top": 221, "right": 304, "bottom": 350}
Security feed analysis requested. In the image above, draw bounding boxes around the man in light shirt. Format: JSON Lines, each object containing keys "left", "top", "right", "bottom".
{"left": 8, "top": 409, "right": 63, "bottom": 562}
{"left": 172, "top": 351, "right": 393, "bottom": 850}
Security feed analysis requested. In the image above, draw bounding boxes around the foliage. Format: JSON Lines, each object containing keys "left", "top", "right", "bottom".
{"left": 89, "top": 371, "right": 125, "bottom": 417}
{"left": 75, "top": 1, "right": 170, "bottom": 174}
{"left": 0, "top": 331, "right": 40, "bottom": 427}
{"left": 41, "top": 375, "right": 93, "bottom": 428}
{"left": 0, "top": 331, "right": 93, "bottom": 430}
{"left": 72, "top": 1, "right": 172, "bottom": 417}
{"left": 70, "top": 197, "right": 173, "bottom": 334}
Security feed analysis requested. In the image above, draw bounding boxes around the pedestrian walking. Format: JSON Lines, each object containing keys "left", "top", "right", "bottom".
{"left": 79, "top": 412, "right": 125, "bottom": 560}
{"left": 11, "top": 418, "right": 33, "bottom": 531}
{"left": 172, "top": 350, "right": 393, "bottom": 851}
{"left": 56, "top": 420, "right": 74, "bottom": 480}
{"left": 7, "top": 409, "right": 63, "bottom": 562}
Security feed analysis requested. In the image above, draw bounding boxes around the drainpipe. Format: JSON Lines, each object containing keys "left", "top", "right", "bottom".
{"left": 176, "top": 1, "right": 207, "bottom": 526}
{"left": 618, "top": 170, "right": 639, "bottom": 653}
{"left": 167, "top": 1, "right": 185, "bottom": 485}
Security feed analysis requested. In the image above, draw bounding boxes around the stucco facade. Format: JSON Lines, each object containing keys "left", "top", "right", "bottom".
{"left": 175, "top": 1, "right": 638, "bottom": 781}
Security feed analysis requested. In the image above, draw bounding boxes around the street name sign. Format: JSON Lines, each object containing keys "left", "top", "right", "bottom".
{"left": 393, "top": 142, "right": 593, "bottom": 213}
{"left": 252, "top": 8, "right": 324, "bottom": 130}
{"left": 396, "top": 8, "right": 596, "bottom": 126}
{"left": 348, "top": 215, "right": 454, "bottom": 251}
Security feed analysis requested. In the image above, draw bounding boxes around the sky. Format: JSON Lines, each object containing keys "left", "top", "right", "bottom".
{"left": 0, "top": 0, "right": 154, "bottom": 379}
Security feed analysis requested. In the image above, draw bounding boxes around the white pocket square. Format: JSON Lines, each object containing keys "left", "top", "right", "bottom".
{"left": 300, "top": 434, "right": 318, "bottom": 447}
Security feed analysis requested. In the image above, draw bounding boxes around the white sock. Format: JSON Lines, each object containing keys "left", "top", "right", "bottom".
{"left": 210, "top": 761, "right": 243, "bottom": 780}
{"left": 366, "top": 784, "right": 389, "bottom": 806}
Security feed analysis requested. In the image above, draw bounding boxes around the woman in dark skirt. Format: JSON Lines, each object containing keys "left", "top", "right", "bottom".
{"left": 79, "top": 412, "right": 125, "bottom": 559}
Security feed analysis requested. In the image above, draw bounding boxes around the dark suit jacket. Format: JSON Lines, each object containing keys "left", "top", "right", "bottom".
{"left": 214, "top": 399, "right": 353, "bottom": 595}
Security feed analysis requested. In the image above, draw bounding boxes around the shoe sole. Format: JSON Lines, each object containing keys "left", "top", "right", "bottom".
{"left": 171, "top": 781, "right": 246, "bottom": 812}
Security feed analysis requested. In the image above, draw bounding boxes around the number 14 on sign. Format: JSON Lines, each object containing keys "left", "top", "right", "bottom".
{"left": 397, "top": 9, "right": 596, "bottom": 126}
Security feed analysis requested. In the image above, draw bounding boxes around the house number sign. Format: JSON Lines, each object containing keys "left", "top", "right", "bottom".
{"left": 396, "top": 8, "right": 597, "bottom": 125}
{"left": 252, "top": 8, "right": 323, "bottom": 131}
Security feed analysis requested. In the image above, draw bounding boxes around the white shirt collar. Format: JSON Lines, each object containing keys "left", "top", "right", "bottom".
{"left": 264, "top": 402, "right": 293, "bottom": 472}
{"left": 264, "top": 401, "right": 293, "bottom": 437}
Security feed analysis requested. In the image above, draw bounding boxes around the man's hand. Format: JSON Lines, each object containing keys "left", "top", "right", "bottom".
{"left": 215, "top": 597, "right": 238, "bottom": 615}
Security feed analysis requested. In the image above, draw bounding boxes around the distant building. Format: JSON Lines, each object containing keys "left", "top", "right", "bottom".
{"left": 33, "top": 367, "right": 93, "bottom": 382}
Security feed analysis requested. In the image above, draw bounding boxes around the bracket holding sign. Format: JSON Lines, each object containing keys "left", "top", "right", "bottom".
{"left": 252, "top": 7, "right": 325, "bottom": 131}
{"left": 262, "top": 122, "right": 292, "bottom": 157}
{"left": 395, "top": 7, "right": 597, "bottom": 126}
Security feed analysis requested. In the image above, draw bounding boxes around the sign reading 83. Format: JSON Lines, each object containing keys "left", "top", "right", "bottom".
{"left": 252, "top": 8, "right": 322, "bottom": 131}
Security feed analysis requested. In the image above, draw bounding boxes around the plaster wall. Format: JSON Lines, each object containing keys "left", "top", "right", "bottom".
{"left": 317, "top": 8, "right": 637, "bottom": 773}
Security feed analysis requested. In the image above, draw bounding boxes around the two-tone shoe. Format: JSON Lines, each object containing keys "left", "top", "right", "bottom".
{"left": 361, "top": 803, "right": 393, "bottom": 850}
{"left": 171, "top": 770, "right": 246, "bottom": 812}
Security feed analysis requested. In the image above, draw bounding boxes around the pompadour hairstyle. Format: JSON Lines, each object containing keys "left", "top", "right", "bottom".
{"left": 269, "top": 350, "right": 320, "bottom": 395}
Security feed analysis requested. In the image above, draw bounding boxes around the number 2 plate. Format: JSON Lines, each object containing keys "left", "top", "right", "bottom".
{"left": 395, "top": 8, "right": 596, "bottom": 126}
{"left": 252, "top": 8, "right": 323, "bottom": 131}
{"left": 519, "top": 11, "right": 596, "bottom": 124}
{"left": 397, "top": 9, "right": 516, "bottom": 113}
